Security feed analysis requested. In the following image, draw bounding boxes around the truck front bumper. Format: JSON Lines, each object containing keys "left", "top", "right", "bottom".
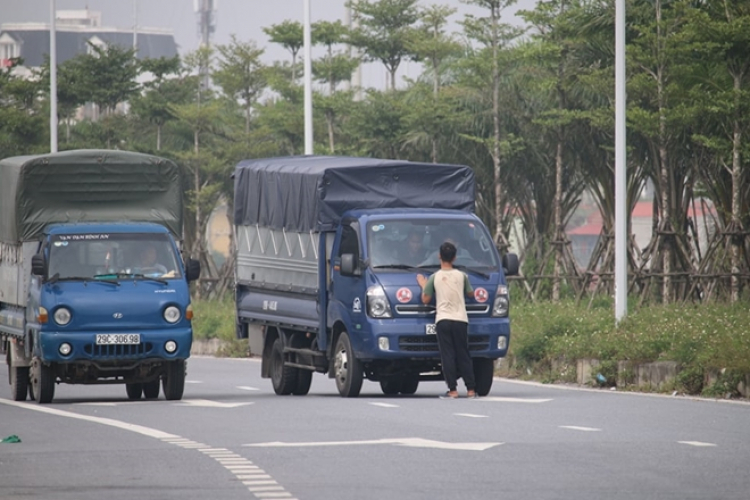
{"left": 37, "top": 328, "right": 192, "bottom": 364}
{"left": 355, "top": 318, "right": 510, "bottom": 361}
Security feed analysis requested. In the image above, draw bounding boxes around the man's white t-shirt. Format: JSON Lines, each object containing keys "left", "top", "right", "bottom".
{"left": 424, "top": 268, "right": 473, "bottom": 324}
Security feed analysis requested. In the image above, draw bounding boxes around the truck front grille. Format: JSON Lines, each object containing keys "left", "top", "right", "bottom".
{"left": 398, "top": 335, "right": 490, "bottom": 352}
{"left": 84, "top": 343, "right": 153, "bottom": 358}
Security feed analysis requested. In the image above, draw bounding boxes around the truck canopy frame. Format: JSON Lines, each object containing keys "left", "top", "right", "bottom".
{"left": 0, "top": 149, "right": 183, "bottom": 243}
{"left": 233, "top": 156, "right": 475, "bottom": 232}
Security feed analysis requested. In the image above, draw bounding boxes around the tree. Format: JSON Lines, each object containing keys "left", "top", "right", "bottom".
{"left": 130, "top": 56, "right": 187, "bottom": 150}
{"left": 214, "top": 35, "right": 266, "bottom": 134}
{"left": 347, "top": 0, "right": 421, "bottom": 90}
{"left": 264, "top": 20, "right": 304, "bottom": 83}
{"left": 459, "top": 0, "right": 524, "bottom": 249}
{"left": 406, "top": 4, "right": 462, "bottom": 162}
{"left": 312, "top": 20, "right": 360, "bottom": 152}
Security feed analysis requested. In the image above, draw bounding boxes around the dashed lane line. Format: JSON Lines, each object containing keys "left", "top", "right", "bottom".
{"left": 559, "top": 426, "right": 602, "bottom": 432}
{"left": 0, "top": 398, "right": 298, "bottom": 500}
{"left": 678, "top": 441, "right": 717, "bottom": 447}
{"left": 454, "top": 413, "right": 489, "bottom": 418}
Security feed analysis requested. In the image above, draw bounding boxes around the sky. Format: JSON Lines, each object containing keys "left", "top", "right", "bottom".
{"left": 3, "top": 0, "right": 538, "bottom": 88}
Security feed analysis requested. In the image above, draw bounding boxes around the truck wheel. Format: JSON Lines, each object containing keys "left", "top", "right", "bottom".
{"left": 163, "top": 360, "right": 186, "bottom": 401}
{"left": 9, "top": 366, "right": 29, "bottom": 401}
{"left": 292, "top": 369, "right": 313, "bottom": 396}
{"left": 379, "top": 380, "right": 401, "bottom": 395}
{"left": 143, "top": 379, "right": 160, "bottom": 399}
{"left": 126, "top": 383, "right": 143, "bottom": 400}
{"left": 399, "top": 374, "right": 420, "bottom": 395}
{"left": 270, "top": 338, "right": 297, "bottom": 395}
{"left": 30, "top": 357, "right": 55, "bottom": 404}
{"left": 473, "top": 358, "right": 495, "bottom": 396}
{"left": 334, "top": 331, "right": 363, "bottom": 398}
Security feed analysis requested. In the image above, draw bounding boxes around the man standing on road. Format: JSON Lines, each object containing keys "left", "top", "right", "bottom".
{"left": 416, "top": 241, "right": 477, "bottom": 399}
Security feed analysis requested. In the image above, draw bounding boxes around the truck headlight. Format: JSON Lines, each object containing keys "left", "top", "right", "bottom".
{"left": 164, "top": 306, "right": 181, "bottom": 323}
{"left": 366, "top": 286, "right": 392, "bottom": 318}
{"left": 54, "top": 307, "right": 72, "bottom": 326}
{"left": 492, "top": 285, "right": 509, "bottom": 317}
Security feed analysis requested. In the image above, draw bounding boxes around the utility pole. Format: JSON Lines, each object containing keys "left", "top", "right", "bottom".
{"left": 49, "top": 0, "right": 57, "bottom": 152}
{"left": 133, "top": 0, "right": 138, "bottom": 52}
{"left": 196, "top": 0, "right": 216, "bottom": 92}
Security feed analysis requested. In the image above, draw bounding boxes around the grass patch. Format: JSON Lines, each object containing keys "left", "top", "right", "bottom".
{"left": 192, "top": 297, "right": 250, "bottom": 357}
{"left": 508, "top": 299, "right": 750, "bottom": 395}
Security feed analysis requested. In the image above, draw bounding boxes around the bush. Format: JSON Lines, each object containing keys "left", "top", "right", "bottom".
{"left": 509, "top": 299, "right": 750, "bottom": 394}
{"left": 192, "top": 297, "right": 250, "bottom": 357}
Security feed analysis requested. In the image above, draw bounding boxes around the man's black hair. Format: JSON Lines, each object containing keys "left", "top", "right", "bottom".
{"left": 440, "top": 241, "right": 457, "bottom": 262}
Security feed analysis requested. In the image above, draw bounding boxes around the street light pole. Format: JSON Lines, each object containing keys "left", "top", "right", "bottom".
{"left": 614, "top": 0, "right": 627, "bottom": 322}
{"left": 303, "top": 0, "right": 313, "bottom": 155}
{"left": 50, "top": 0, "right": 58, "bottom": 153}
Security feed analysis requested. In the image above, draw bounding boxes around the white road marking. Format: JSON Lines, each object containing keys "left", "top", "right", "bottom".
{"left": 560, "top": 426, "right": 601, "bottom": 432}
{"left": 678, "top": 441, "right": 717, "bottom": 447}
{"left": 244, "top": 437, "right": 501, "bottom": 451}
{"left": 0, "top": 398, "right": 177, "bottom": 439}
{"left": 255, "top": 493, "right": 293, "bottom": 498}
{"left": 237, "top": 386, "right": 260, "bottom": 391}
{"left": 186, "top": 380, "right": 203, "bottom": 384}
{"left": 478, "top": 397, "right": 553, "bottom": 403}
{"left": 247, "top": 486, "right": 285, "bottom": 492}
{"left": 177, "top": 399, "right": 254, "bottom": 408}
{"left": 454, "top": 413, "right": 489, "bottom": 418}
{"left": 369, "top": 402, "right": 399, "bottom": 408}
{"left": 0, "top": 398, "right": 296, "bottom": 499}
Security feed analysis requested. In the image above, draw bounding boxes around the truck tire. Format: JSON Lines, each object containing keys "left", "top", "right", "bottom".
{"left": 334, "top": 331, "right": 363, "bottom": 398}
{"left": 30, "top": 357, "right": 55, "bottom": 404}
{"left": 126, "top": 383, "right": 143, "bottom": 400}
{"left": 163, "top": 360, "right": 186, "bottom": 401}
{"left": 270, "top": 338, "right": 297, "bottom": 395}
{"left": 292, "top": 369, "right": 313, "bottom": 396}
{"left": 143, "top": 379, "right": 160, "bottom": 399}
{"left": 9, "top": 366, "right": 29, "bottom": 401}
{"left": 379, "top": 380, "right": 401, "bottom": 395}
{"left": 399, "top": 374, "right": 420, "bottom": 395}
{"left": 473, "top": 358, "right": 495, "bottom": 396}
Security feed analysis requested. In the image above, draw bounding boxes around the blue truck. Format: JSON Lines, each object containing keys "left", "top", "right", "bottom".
{"left": 234, "top": 156, "right": 518, "bottom": 397}
{"left": 0, "top": 150, "right": 200, "bottom": 403}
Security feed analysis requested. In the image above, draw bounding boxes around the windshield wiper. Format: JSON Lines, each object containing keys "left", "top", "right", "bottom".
{"left": 49, "top": 274, "right": 120, "bottom": 286}
{"left": 454, "top": 265, "right": 490, "bottom": 280}
{"left": 129, "top": 273, "right": 168, "bottom": 285}
{"left": 372, "top": 264, "right": 425, "bottom": 273}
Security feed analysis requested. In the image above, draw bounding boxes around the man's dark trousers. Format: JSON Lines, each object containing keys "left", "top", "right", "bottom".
{"left": 436, "top": 319, "right": 475, "bottom": 391}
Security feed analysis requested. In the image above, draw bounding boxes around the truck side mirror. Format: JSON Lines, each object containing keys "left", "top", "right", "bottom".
{"left": 186, "top": 258, "right": 201, "bottom": 282}
{"left": 502, "top": 253, "right": 519, "bottom": 276}
{"left": 340, "top": 253, "right": 356, "bottom": 276}
{"left": 31, "top": 254, "right": 46, "bottom": 276}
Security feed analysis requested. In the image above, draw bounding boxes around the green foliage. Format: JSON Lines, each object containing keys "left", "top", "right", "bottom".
{"left": 509, "top": 300, "right": 750, "bottom": 394}
{"left": 192, "top": 298, "right": 248, "bottom": 357}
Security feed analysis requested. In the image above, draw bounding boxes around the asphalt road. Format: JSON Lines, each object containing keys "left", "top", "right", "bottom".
{"left": 1, "top": 356, "right": 749, "bottom": 500}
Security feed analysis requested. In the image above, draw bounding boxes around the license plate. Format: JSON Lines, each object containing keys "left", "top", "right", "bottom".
{"left": 425, "top": 324, "right": 436, "bottom": 335}
{"left": 96, "top": 334, "right": 141, "bottom": 345}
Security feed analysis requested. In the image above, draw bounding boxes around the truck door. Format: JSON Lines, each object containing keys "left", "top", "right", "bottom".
{"left": 329, "top": 221, "right": 365, "bottom": 331}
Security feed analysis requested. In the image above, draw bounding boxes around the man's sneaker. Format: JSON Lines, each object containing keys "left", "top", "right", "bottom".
{"left": 439, "top": 391, "right": 459, "bottom": 399}
{"left": 467, "top": 391, "right": 478, "bottom": 399}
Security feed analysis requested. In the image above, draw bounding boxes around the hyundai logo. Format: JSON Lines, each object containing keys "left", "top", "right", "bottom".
{"left": 113, "top": 313, "right": 123, "bottom": 319}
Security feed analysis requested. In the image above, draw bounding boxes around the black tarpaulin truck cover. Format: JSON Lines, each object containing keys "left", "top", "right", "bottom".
{"left": 0, "top": 149, "right": 183, "bottom": 243}
{"left": 233, "top": 156, "right": 476, "bottom": 232}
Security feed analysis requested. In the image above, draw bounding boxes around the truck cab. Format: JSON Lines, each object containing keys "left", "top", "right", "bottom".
{"left": 327, "top": 209, "right": 516, "bottom": 396}
{"left": 23, "top": 223, "right": 199, "bottom": 403}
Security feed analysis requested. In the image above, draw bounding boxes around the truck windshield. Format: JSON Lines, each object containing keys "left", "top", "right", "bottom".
{"left": 48, "top": 233, "right": 182, "bottom": 280}
{"left": 367, "top": 219, "right": 499, "bottom": 270}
